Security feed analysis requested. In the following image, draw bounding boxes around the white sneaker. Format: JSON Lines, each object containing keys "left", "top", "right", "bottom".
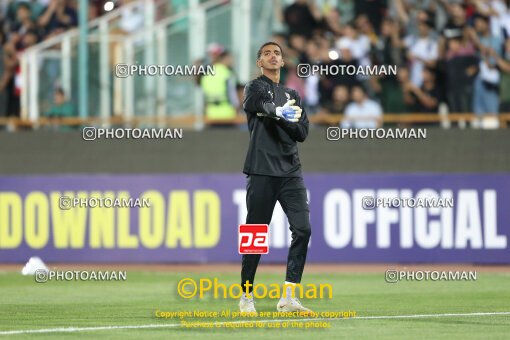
{"left": 239, "top": 294, "right": 257, "bottom": 315}
{"left": 277, "top": 297, "right": 313, "bottom": 314}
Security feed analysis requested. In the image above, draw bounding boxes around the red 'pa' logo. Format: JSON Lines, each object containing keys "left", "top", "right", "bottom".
{"left": 238, "top": 224, "right": 269, "bottom": 254}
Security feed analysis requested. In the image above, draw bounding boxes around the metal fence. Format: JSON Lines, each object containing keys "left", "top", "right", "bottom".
{"left": 19, "top": 0, "right": 274, "bottom": 128}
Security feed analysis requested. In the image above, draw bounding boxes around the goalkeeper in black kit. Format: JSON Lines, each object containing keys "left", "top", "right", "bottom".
{"left": 239, "top": 42, "right": 312, "bottom": 314}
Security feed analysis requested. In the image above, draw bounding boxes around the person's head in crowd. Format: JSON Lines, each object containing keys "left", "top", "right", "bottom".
{"left": 416, "top": 10, "right": 429, "bottom": 23}
{"left": 342, "top": 22, "right": 357, "bottom": 39}
{"left": 397, "top": 66, "right": 410, "bottom": 83}
{"left": 312, "top": 38, "right": 329, "bottom": 61}
{"left": 54, "top": 87, "right": 66, "bottom": 106}
{"left": 16, "top": 3, "right": 32, "bottom": 24}
{"left": 22, "top": 30, "right": 39, "bottom": 49}
{"left": 337, "top": 39, "right": 353, "bottom": 62}
{"left": 418, "top": 19, "right": 434, "bottom": 37}
{"left": 332, "top": 85, "right": 349, "bottom": 104}
{"left": 289, "top": 34, "right": 306, "bottom": 52}
{"left": 449, "top": 3, "right": 466, "bottom": 24}
{"left": 207, "top": 43, "right": 225, "bottom": 64}
{"left": 305, "top": 39, "right": 321, "bottom": 62}
{"left": 380, "top": 17, "right": 395, "bottom": 37}
{"left": 218, "top": 50, "right": 233, "bottom": 68}
{"left": 319, "top": 36, "right": 332, "bottom": 50}
{"left": 351, "top": 85, "right": 367, "bottom": 104}
{"left": 447, "top": 36, "right": 463, "bottom": 53}
{"left": 422, "top": 67, "right": 436, "bottom": 86}
{"left": 416, "top": 8, "right": 435, "bottom": 28}
{"left": 473, "top": 14, "right": 490, "bottom": 35}
{"left": 355, "top": 14, "right": 374, "bottom": 36}
{"left": 311, "top": 30, "right": 327, "bottom": 43}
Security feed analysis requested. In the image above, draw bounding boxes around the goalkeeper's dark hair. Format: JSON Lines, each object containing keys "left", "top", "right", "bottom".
{"left": 257, "top": 42, "right": 284, "bottom": 60}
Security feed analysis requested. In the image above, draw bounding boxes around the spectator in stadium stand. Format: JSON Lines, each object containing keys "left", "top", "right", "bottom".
{"left": 38, "top": 0, "right": 78, "bottom": 38}
{"left": 471, "top": 0, "right": 508, "bottom": 39}
{"left": 356, "top": 14, "right": 379, "bottom": 47}
{"left": 288, "top": 34, "right": 308, "bottom": 64}
{"left": 283, "top": 0, "right": 321, "bottom": 39}
{"left": 0, "top": 30, "right": 5, "bottom": 116}
{"left": 5, "top": 1, "right": 44, "bottom": 25}
{"left": 321, "top": 7, "right": 343, "bottom": 36}
{"left": 335, "top": 22, "right": 371, "bottom": 71}
{"left": 341, "top": 85, "right": 382, "bottom": 129}
{"left": 21, "top": 29, "right": 39, "bottom": 50}
{"left": 9, "top": 2, "right": 38, "bottom": 45}
{"left": 336, "top": 0, "right": 355, "bottom": 28}
{"left": 393, "top": 0, "right": 441, "bottom": 38}
{"left": 438, "top": 2, "right": 478, "bottom": 59}
{"left": 193, "top": 43, "right": 224, "bottom": 86}
{"left": 444, "top": 35, "right": 479, "bottom": 114}
{"left": 284, "top": 35, "right": 307, "bottom": 98}
{"left": 434, "top": 2, "right": 475, "bottom": 109}
{"left": 493, "top": 39, "right": 510, "bottom": 112}
{"left": 0, "top": 39, "right": 20, "bottom": 117}
{"left": 325, "top": 39, "right": 360, "bottom": 93}
{"left": 406, "top": 66, "right": 441, "bottom": 126}
{"left": 404, "top": 19, "right": 438, "bottom": 88}
{"left": 45, "top": 87, "right": 74, "bottom": 118}
{"left": 353, "top": 0, "right": 387, "bottom": 35}
{"left": 472, "top": 13, "right": 503, "bottom": 115}
{"left": 0, "top": 2, "right": 7, "bottom": 18}
{"left": 315, "top": 84, "right": 350, "bottom": 125}
{"left": 407, "top": 66, "right": 440, "bottom": 113}
{"left": 376, "top": 65, "right": 413, "bottom": 116}
{"left": 374, "top": 17, "right": 402, "bottom": 62}
{"left": 302, "top": 39, "right": 323, "bottom": 114}
{"left": 200, "top": 50, "right": 240, "bottom": 125}
{"left": 373, "top": 18, "right": 406, "bottom": 113}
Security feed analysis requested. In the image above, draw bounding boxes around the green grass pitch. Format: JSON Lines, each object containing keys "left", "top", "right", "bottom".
{"left": 0, "top": 270, "right": 509, "bottom": 339}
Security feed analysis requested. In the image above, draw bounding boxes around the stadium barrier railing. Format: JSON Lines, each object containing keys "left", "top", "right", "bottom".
{"left": 1, "top": 113, "right": 509, "bottom": 129}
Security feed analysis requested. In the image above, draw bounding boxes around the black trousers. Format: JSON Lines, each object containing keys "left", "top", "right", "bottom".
{"left": 241, "top": 175, "right": 311, "bottom": 293}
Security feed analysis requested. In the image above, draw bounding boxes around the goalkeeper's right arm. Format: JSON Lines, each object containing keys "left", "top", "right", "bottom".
{"left": 243, "top": 81, "right": 278, "bottom": 118}
{"left": 243, "top": 82, "right": 301, "bottom": 122}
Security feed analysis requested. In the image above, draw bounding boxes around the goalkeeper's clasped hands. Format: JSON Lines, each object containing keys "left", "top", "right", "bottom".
{"left": 275, "top": 99, "right": 302, "bottom": 123}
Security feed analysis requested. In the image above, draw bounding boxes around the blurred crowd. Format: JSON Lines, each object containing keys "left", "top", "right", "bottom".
{"left": 0, "top": 0, "right": 79, "bottom": 117}
{"left": 2, "top": 0, "right": 509, "bottom": 128}
{"left": 268, "top": 0, "right": 510, "bottom": 127}
{"left": 0, "top": 0, "right": 121, "bottom": 118}
{"left": 0, "top": 0, "right": 170, "bottom": 120}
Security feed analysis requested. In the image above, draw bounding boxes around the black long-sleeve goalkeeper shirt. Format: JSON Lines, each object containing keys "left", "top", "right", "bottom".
{"left": 242, "top": 74, "right": 309, "bottom": 177}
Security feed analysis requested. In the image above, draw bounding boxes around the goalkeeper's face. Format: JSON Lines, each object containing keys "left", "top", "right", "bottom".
{"left": 257, "top": 45, "right": 284, "bottom": 71}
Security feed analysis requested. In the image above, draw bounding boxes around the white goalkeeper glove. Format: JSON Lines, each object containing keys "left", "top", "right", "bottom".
{"left": 275, "top": 99, "right": 302, "bottom": 123}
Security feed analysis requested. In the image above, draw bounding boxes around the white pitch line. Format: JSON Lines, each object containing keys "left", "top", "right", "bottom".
{"left": 1, "top": 312, "right": 509, "bottom": 336}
